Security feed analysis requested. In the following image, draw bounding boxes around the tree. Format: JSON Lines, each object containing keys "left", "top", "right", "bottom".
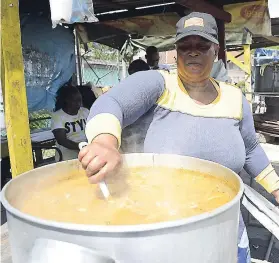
{"left": 82, "top": 43, "right": 118, "bottom": 61}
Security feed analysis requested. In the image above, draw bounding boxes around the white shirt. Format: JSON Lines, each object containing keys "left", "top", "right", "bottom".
{"left": 150, "top": 64, "right": 171, "bottom": 71}
{"left": 51, "top": 107, "right": 89, "bottom": 161}
{"left": 211, "top": 60, "right": 231, "bottom": 82}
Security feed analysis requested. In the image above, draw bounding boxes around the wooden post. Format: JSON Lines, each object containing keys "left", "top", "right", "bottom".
{"left": 177, "top": 0, "right": 232, "bottom": 22}
{"left": 1, "top": 0, "right": 34, "bottom": 176}
{"left": 243, "top": 44, "right": 252, "bottom": 103}
{"left": 216, "top": 19, "right": 227, "bottom": 66}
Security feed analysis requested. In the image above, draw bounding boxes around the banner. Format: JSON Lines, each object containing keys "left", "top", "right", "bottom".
{"left": 103, "top": 13, "right": 178, "bottom": 37}
{"left": 224, "top": 0, "right": 272, "bottom": 45}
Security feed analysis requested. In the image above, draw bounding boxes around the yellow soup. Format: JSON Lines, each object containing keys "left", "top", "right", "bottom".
{"left": 19, "top": 167, "right": 237, "bottom": 225}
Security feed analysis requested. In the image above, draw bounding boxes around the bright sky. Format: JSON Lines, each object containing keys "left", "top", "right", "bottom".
{"left": 268, "top": 0, "right": 279, "bottom": 18}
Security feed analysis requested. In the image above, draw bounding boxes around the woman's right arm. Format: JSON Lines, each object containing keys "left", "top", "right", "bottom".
{"left": 85, "top": 70, "right": 165, "bottom": 146}
{"left": 79, "top": 70, "right": 165, "bottom": 183}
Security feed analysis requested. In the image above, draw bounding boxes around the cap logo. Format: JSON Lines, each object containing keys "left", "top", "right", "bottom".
{"left": 184, "top": 17, "right": 204, "bottom": 28}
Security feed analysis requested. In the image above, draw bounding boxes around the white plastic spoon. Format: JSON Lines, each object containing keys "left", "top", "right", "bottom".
{"left": 79, "top": 142, "right": 110, "bottom": 199}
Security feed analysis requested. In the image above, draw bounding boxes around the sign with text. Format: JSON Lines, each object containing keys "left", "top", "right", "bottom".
{"left": 224, "top": 0, "right": 272, "bottom": 45}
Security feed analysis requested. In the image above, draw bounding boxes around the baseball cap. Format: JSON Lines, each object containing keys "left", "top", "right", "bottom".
{"left": 175, "top": 12, "right": 219, "bottom": 44}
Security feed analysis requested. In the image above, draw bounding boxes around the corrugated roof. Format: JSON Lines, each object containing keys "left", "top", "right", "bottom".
{"left": 91, "top": 0, "right": 256, "bottom": 14}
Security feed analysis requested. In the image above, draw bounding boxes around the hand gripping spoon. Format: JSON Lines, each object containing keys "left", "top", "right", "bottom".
{"left": 79, "top": 142, "right": 110, "bottom": 199}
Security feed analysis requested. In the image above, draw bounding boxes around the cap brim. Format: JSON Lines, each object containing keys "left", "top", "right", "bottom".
{"left": 175, "top": 31, "right": 219, "bottom": 44}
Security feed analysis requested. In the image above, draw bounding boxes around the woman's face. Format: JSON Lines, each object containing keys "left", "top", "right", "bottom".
{"left": 176, "top": 35, "right": 219, "bottom": 82}
{"left": 66, "top": 92, "right": 82, "bottom": 113}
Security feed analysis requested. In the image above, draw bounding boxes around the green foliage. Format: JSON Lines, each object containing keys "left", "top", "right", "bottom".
{"left": 1, "top": 110, "right": 51, "bottom": 137}
{"left": 83, "top": 43, "right": 118, "bottom": 61}
{"left": 236, "top": 80, "right": 246, "bottom": 93}
{"left": 267, "top": 45, "right": 279, "bottom": 50}
{"left": 29, "top": 110, "right": 51, "bottom": 132}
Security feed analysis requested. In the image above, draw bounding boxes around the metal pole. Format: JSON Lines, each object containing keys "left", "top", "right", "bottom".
{"left": 75, "top": 31, "right": 83, "bottom": 85}
{"left": 121, "top": 59, "right": 126, "bottom": 80}
{"left": 117, "top": 50, "right": 120, "bottom": 82}
{"left": 265, "top": 234, "right": 275, "bottom": 261}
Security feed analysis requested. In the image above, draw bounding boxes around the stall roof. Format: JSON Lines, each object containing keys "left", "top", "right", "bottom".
{"left": 227, "top": 18, "right": 279, "bottom": 51}
{"left": 20, "top": 0, "right": 278, "bottom": 51}
{"left": 78, "top": 11, "right": 279, "bottom": 52}
{"left": 19, "top": 0, "right": 235, "bottom": 50}
{"left": 19, "top": 0, "right": 256, "bottom": 16}
{"left": 93, "top": 0, "right": 255, "bottom": 14}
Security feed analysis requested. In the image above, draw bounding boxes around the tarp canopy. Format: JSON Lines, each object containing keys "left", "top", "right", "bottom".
{"left": 76, "top": 1, "right": 278, "bottom": 55}
{"left": 76, "top": 12, "right": 180, "bottom": 50}
{"left": 21, "top": 14, "right": 76, "bottom": 112}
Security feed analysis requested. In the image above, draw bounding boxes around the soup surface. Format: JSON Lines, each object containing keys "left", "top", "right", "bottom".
{"left": 19, "top": 167, "right": 237, "bottom": 225}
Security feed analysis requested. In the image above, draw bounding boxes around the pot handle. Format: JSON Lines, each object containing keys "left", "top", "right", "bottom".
{"left": 78, "top": 142, "right": 110, "bottom": 199}
{"left": 28, "top": 238, "right": 116, "bottom": 263}
{"left": 242, "top": 184, "right": 279, "bottom": 240}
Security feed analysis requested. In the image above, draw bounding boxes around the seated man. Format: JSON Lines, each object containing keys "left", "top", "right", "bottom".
{"left": 145, "top": 46, "right": 170, "bottom": 71}
{"left": 51, "top": 85, "right": 89, "bottom": 161}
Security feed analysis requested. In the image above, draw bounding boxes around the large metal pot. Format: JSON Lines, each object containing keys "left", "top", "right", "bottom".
{"left": 2, "top": 154, "right": 244, "bottom": 263}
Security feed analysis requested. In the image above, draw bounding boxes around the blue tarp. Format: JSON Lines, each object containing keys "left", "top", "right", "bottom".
{"left": 254, "top": 48, "right": 279, "bottom": 66}
{"left": 254, "top": 48, "right": 279, "bottom": 58}
{"left": 21, "top": 15, "right": 76, "bottom": 112}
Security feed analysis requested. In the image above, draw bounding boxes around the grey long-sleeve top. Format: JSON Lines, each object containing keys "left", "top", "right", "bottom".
{"left": 85, "top": 70, "right": 279, "bottom": 193}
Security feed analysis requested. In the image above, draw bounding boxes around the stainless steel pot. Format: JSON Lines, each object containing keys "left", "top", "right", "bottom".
{"left": 2, "top": 154, "right": 244, "bottom": 263}
{"left": 28, "top": 238, "right": 115, "bottom": 263}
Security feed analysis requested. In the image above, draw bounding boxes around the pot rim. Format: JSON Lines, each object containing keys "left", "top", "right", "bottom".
{"left": 1, "top": 154, "right": 244, "bottom": 233}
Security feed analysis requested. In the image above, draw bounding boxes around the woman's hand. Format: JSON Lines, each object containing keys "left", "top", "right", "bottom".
{"left": 272, "top": 189, "right": 279, "bottom": 204}
{"left": 78, "top": 134, "right": 122, "bottom": 184}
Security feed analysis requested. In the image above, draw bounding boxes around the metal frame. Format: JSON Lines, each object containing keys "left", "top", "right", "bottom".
{"left": 226, "top": 45, "right": 253, "bottom": 102}
{"left": 228, "top": 43, "right": 278, "bottom": 262}
{"left": 248, "top": 176, "right": 277, "bottom": 261}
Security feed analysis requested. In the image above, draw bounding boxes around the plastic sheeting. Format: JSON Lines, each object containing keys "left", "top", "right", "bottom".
{"left": 254, "top": 48, "right": 279, "bottom": 66}
{"left": 21, "top": 15, "right": 76, "bottom": 112}
{"left": 49, "top": 0, "right": 98, "bottom": 28}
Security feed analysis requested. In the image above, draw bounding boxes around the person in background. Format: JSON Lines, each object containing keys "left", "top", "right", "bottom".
{"left": 79, "top": 12, "right": 279, "bottom": 263}
{"left": 128, "top": 59, "right": 150, "bottom": 75}
{"left": 77, "top": 85, "right": 97, "bottom": 110}
{"left": 122, "top": 59, "right": 150, "bottom": 153}
{"left": 145, "top": 46, "right": 170, "bottom": 71}
{"left": 211, "top": 59, "right": 231, "bottom": 82}
{"left": 51, "top": 85, "right": 89, "bottom": 161}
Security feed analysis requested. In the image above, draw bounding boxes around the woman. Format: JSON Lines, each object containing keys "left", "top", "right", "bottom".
{"left": 51, "top": 85, "right": 89, "bottom": 161}
{"left": 79, "top": 12, "right": 279, "bottom": 263}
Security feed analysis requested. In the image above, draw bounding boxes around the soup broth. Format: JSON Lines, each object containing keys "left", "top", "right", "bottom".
{"left": 18, "top": 167, "right": 237, "bottom": 225}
